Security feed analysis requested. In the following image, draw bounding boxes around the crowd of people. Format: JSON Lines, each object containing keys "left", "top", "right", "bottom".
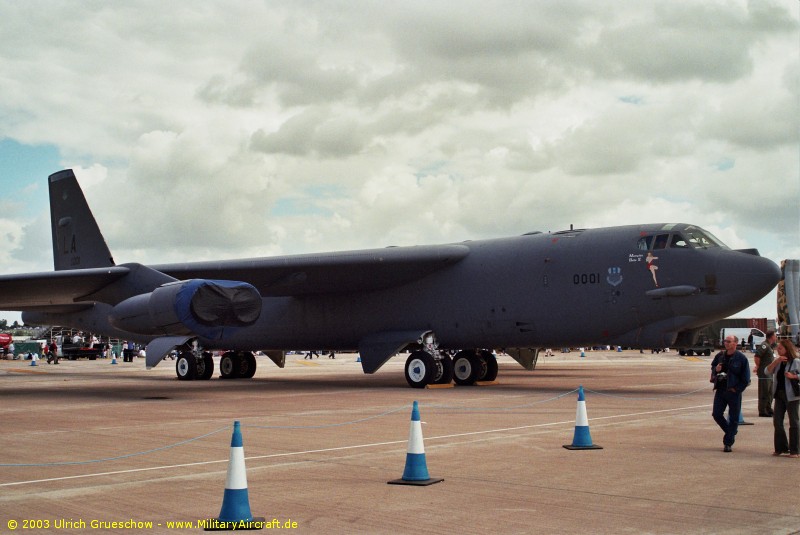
{"left": 710, "top": 331, "right": 800, "bottom": 457}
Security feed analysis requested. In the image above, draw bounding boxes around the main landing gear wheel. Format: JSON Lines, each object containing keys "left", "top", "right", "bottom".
{"left": 479, "top": 350, "right": 498, "bottom": 382}
{"left": 220, "top": 351, "right": 257, "bottom": 379}
{"left": 240, "top": 352, "right": 256, "bottom": 379}
{"left": 433, "top": 354, "right": 454, "bottom": 385}
{"left": 453, "top": 350, "right": 496, "bottom": 385}
{"left": 197, "top": 351, "right": 214, "bottom": 380}
{"left": 220, "top": 352, "right": 241, "bottom": 379}
{"left": 405, "top": 350, "right": 435, "bottom": 388}
{"left": 453, "top": 350, "right": 480, "bottom": 386}
{"left": 176, "top": 351, "right": 197, "bottom": 381}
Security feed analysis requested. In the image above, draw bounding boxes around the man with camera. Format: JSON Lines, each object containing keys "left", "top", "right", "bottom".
{"left": 711, "top": 336, "right": 751, "bottom": 452}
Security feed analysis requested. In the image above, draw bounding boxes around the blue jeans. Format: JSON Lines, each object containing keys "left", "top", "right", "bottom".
{"left": 712, "top": 389, "right": 742, "bottom": 446}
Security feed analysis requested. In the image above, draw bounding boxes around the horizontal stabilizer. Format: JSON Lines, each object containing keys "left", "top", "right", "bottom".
{"left": 0, "top": 266, "right": 130, "bottom": 309}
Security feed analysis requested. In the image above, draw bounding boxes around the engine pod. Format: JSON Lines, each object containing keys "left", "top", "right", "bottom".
{"left": 110, "top": 279, "right": 262, "bottom": 338}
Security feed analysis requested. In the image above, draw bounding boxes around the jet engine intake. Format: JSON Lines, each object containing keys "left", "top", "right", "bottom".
{"left": 109, "top": 279, "right": 262, "bottom": 338}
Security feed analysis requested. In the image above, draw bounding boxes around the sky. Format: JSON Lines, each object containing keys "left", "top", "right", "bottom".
{"left": 0, "top": 0, "right": 798, "bottom": 326}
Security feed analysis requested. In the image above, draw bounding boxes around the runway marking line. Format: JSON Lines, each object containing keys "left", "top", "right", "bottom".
{"left": 0, "top": 400, "right": 725, "bottom": 489}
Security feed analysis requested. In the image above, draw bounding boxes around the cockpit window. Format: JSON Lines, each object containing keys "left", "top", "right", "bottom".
{"left": 670, "top": 234, "right": 689, "bottom": 248}
{"left": 638, "top": 227, "right": 729, "bottom": 251}
{"left": 653, "top": 234, "right": 669, "bottom": 249}
{"left": 683, "top": 229, "right": 726, "bottom": 249}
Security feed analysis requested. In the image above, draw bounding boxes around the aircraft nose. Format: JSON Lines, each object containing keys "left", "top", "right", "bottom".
{"left": 714, "top": 251, "right": 781, "bottom": 311}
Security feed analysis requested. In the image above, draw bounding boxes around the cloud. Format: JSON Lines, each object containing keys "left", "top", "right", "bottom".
{"left": 0, "top": 0, "right": 797, "bottom": 323}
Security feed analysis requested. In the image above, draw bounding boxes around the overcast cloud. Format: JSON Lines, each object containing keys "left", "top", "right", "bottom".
{"left": 0, "top": 0, "right": 797, "bottom": 321}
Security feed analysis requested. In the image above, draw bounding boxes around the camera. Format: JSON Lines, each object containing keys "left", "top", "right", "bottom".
{"left": 715, "top": 371, "right": 728, "bottom": 390}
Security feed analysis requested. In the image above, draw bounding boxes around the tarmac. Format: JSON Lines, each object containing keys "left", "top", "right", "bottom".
{"left": 1, "top": 350, "right": 798, "bottom": 534}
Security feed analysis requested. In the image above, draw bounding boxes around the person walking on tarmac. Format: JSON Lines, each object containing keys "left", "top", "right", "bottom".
{"left": 754, "top": 331, "right": 776, "bottom": 417}
{"left": 49, "top": 339, "right": 59, "bottom": 364}
{"left": 711, "top": 335, "right": 751, "bottom": 452}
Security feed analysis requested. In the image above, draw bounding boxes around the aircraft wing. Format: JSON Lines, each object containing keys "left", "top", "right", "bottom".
{"left": 0, "top": 266, "right": 130, "bottom": 310}
{"left": 0, "top": 244, "right": 470, "bottom": 311}
{"left": 152, "top": 244, "right": 471, "bottom": 296}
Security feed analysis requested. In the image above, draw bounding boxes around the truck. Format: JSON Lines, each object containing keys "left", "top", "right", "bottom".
{"left": 0, "top": 333, "right": 12, "bottom": 357}
{"left": 60, "top": 341, "right": 107, "bottom": 360}
{"left": 50, "top": 329, "right": 107, "bottom": 360}
{"left": 677, "top": 318, "right": 768, "bottom": 356}
{"left": 719, "top": 327, "right": 766, "bottom": 351}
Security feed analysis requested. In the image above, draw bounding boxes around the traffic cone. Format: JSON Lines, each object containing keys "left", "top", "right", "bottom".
{"left": 563, "top": 386, "right": 603, "bottom": 450}
{"left": 730, "top": 410, "right": 754, "bottom": 426}
{"left": 30, "top": 353, "right": 38, "bottom": 366}
{"left": 111, "top": 353, "right": 118, "bottom": 365}
{"left": 388, "top": 401, "right": 443, "bottom": 486}
{"left": 205, "top": 421, "right": 264, "bottom": 531}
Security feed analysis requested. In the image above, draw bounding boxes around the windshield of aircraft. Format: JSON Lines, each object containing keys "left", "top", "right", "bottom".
{"left": 637, "top": 228, "right": 728, "bottom": 251}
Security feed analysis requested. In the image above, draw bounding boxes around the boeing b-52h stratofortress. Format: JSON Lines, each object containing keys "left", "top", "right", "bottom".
{"left": 0, "top": 170, "right": 781, "bottom": 387}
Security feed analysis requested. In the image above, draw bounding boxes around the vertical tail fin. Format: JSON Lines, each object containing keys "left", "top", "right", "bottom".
{"left": 49, "top": 169, "right": 115, "bottom": 271}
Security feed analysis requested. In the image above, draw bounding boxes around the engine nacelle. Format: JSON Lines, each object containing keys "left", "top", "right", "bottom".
{"left": 109, "top": 279, "right": 262, "bottom": 339}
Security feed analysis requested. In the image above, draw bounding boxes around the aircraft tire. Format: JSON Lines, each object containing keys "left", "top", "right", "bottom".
{"left": 453, "top": 350, "right": 481, "bottom": 386}
{"left": 240, "top": 352, "right": 257, "bottom": 379}
{"left": 220, "top": 352, "right": 241, "bottom": 379}
{"left": 480, "top": 350, "right": 498, "bottom": 382}
{"left": 176, "top": 352, "right": 197, "bottom": 381}
{"left": 433, "top": 355, "right": 454, "bottom": 384}
{"left": 197, "top": 351, "right": 214, "bottom": 380}
{"left": 405, "top": 350, "right": 435, "bottom": 388}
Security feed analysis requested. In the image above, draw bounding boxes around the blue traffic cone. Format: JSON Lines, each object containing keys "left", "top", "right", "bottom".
{"left": 111, "top": 353, "right": 118, "bottom": 365}
{"left": 563, "top": 386, "right": 603, "bottom": 450}
{"left": 730, "top": 409, "right": 754, "bottom": 426}
{"left": 388, "top": 401, "right": 443, "bottom": 486}
{"left": 205, "top": 421, "right": 264, "bottom": 531}
{"left": 30, "top": 354, "right": 38, "bottom": 366}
